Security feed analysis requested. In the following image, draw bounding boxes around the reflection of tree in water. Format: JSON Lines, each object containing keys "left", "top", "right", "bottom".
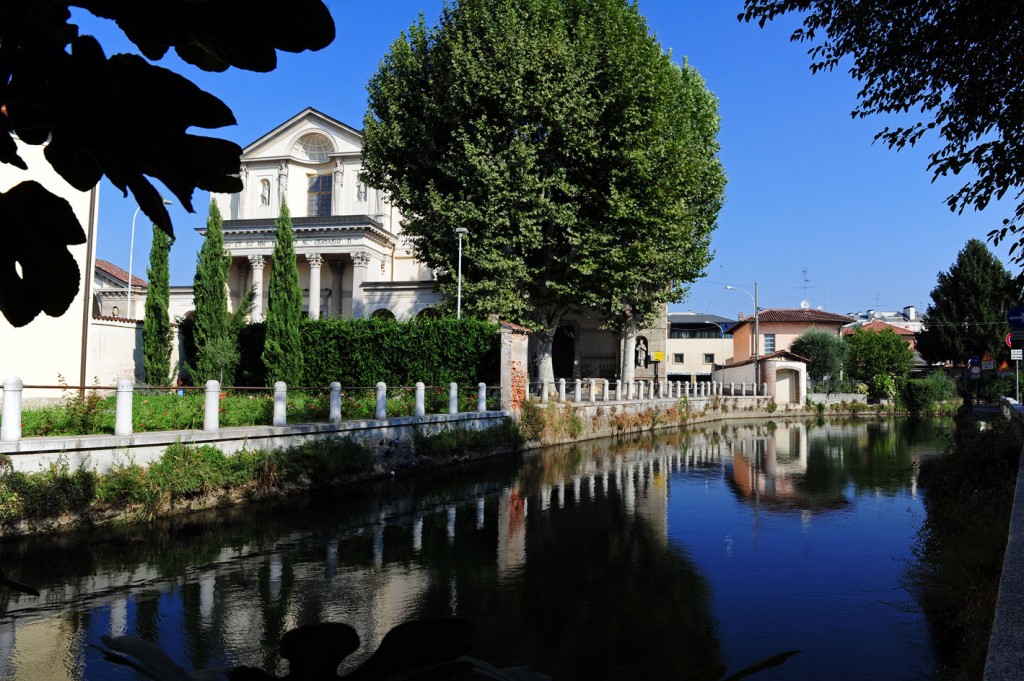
{"left": 406, "top": 462, "right": 722, "bottom": 681}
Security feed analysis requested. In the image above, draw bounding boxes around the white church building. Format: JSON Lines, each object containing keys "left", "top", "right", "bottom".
{"left": 210, "top": 108, "right": 440, "bottom": 322}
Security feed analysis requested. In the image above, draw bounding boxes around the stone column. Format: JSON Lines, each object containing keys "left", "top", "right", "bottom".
{"left": 248, "top": 255, "right": 266, "bottom": 322}
{"left": 115, "top": 379, "right": 133, "bottom": 437}
{"left": 237, "top": 259, "right": 249, "bottom": 308}
{"left": 306, "top": 253, "right": 323, "bottom": 320}
{"left": 351, "top": 252, "right": 371, "bottom": 318}
{"left": 329, "top": 261, "right": 344, "bottom": 317}
{"left": 1, "top": 377, "right": 23, "bottom": 442}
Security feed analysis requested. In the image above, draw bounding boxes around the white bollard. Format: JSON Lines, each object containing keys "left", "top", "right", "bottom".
{"left": 589, "top": 379, "right": 596, "bottom": 402}
{"left": 559, "top": 378, "right": 566, "bottom": 402}
{"left": 330, "top": 382, "right": 342, "bottom": 422}
{"left": 1, "top": 377, "right": 23, "bottom": 442}
{"left": 274, "top": 382, "right": 288, "bottom": 426}
{"left": 615, "top": 380, "right": 622, "bottom": 401}
{"left": 574, "top": 379, "right": 582, "bottom": 402}
{"left": 376, "top": 382, "right": 388, "bottom": 419}
{"left": 415, "top": 382, "right": 426, "bottom": 417}
{"left": 639, "top": 381, "right": 645, "bottom": 400}
{"left": 115, "top": 379, "right": 134, "bottom": 436}
{"left": 762, "top": 382, "right": 769, "bottom": 397}
{"left": 542, "top": 381, "right": 550, "bottom": 404}
{"left": 203, "top": 380, "right": 220, "bottom": 432}
{"left": 604, "top": 379, "right": 610, "bottom": 401}
{"left": 449, "top": 382, "right": 459, "bottom": 414}
{"left": 478, "top": 382, "right": 487, "bottom": 412}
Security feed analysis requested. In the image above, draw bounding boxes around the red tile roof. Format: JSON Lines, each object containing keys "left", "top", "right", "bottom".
{"left": 95, "top": 259, "right": 148, "bottom": 288}
{"left": 729, "top": 308, "right": 853, "bottom": 331}
{"left": 842, "top": 320, "right": 916, "bottom": 336}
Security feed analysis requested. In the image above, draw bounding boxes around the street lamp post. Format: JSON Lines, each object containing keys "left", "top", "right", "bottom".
{"left": 127, "top": 200, "right": 173, "bottom": 319}
{"left": 455, "top": 227, "right": 468, "bottom": 320}
{"left": 725, "top": 283, "right": 760, "bottom": 386}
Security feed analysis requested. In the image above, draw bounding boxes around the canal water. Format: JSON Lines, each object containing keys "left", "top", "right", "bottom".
{"left": 0, "top": 417, "right": 953, "bottom": 680}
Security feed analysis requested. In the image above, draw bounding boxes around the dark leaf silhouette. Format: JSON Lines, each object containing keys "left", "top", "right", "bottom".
{"left": 0, "top": 181, "right": 84, "bottom": 326}
{"left": 0, "top": 0, "right": 334, "bottom": 326}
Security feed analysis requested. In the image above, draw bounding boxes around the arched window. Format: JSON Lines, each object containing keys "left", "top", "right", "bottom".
{"left": 292, "top": 133, "right": 333, "bottom": 162}
{"left": 415, "top": 307, "right": 441, "bottom": 320}
{"left": 370, "top": 309, "right": 396, "bottom": 320}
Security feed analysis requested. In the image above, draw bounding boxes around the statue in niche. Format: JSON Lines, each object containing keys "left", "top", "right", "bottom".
{"left": 356, "top": 181, "right": 367, "bottom": 202}
{"left": 334, "top": 160, "right": 344, "bottom": 189}
{"left": 635, "top": 336, "right": 648, "bottom": 368}
{"left": 239, "top": 164, "right": 248, "bottom": 188}
{"left": 278, "top": 162, "right": 289, "bottom": 197}
{"left": 260, "top": 179, "right": 271, "bottom": 206}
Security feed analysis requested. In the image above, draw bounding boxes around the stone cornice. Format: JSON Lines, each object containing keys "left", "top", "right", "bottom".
{"left": 201, "top": 215, "right": 395, "bottom": 249}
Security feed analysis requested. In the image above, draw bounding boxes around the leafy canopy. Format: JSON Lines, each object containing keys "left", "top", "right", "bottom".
{"left": 362, "top": 0, "right": 723, "bottom": 349}
{"left": 915, "top": 239, "right": 1016, "bottom": 365}
{"left": 844, "top": 326, "right": 914, "bottom": 386}
{"left": 790, "top": 328, "right": 846, "bottom": 380}
{"left": 0, "top": 0, "right": 334, "bottom": 327}
{"left": 739, "top": 1, "right": 1024, "bottom": 266}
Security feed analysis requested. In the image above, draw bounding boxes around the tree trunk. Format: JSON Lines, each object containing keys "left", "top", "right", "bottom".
{"left": 533, "top": 325, "right": 557, "bottom": 392}
{"left": 620, "top": 318, "right": 637, "bottom": 387}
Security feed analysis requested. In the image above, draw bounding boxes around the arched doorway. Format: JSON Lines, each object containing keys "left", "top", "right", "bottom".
{"left": 775, "top": 368, "right": 799, "bottom": 404}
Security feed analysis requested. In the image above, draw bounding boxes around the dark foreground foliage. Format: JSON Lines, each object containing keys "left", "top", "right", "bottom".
{"left": 907, "top": 416, "right": 1022, "bottom": 680}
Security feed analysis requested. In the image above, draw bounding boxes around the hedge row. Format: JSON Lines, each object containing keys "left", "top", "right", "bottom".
{"left": 230, "top": 317, "right": 500, "bottom": 387}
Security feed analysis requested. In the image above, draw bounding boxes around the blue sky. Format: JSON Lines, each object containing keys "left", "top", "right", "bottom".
{"left": 78, "top": 0, "right": 1013, "bottom": 320}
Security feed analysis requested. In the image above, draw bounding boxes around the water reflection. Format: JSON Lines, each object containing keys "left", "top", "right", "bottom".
{"left": 0, "top": 418, "right": 950, "bottom": 680}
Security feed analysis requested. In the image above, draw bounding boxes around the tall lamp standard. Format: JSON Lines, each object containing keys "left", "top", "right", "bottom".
{"left": 725, "top": 283, "right": 760, "bottom": 386}
{"left": 128, "top": 199, "right": 173, "bottom": 319}
{"left": 455, "top": 227, "right": 468, "bottom": 320}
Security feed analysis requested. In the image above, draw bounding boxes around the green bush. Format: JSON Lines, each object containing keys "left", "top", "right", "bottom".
{"left": 901, "top": 372, "right": 960, "bottom": 413}
{"left": 300, "top": 316, "right": 500, "bottom": 388}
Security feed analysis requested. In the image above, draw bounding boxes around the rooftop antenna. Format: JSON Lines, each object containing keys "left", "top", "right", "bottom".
{"left": 796, "top": 269, "right": 817, "bottom": 303}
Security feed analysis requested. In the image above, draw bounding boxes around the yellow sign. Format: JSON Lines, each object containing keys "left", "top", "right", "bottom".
{"left": 652, "top": 351, "right": 665, "bottom": 362}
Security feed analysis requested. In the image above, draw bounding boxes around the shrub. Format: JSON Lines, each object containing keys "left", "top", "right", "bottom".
{"left": 901, "top": 372, "right": 960, "bottom": 413}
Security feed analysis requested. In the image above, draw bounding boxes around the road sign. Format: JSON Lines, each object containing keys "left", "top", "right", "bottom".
{"left": 971, "top": 366, "right": 982, "bottom": 379}
{"left": 1013, "top": 349, "right": 1023, "bottom": 361}
{"left": 1009, "top": 306, "right": 1024, "bottom": 328}
{"left": 1008, "top": 332, "right": 1014, "bottom": 348}
{"left": 652, "top": 351, "right": 664, "bottom": 362}
{"left": 969, "top": 355, "right": 982, "bottom": 367}
{"left": 983, "top": 351, "right": 995, "bottom": 370}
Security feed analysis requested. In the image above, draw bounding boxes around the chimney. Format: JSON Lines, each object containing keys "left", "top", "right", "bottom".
{"left": 904, "top": 305, "right": 916, "bottom": 321}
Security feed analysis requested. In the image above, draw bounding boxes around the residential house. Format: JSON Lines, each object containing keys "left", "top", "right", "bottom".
{"left": 93, "top": 260, "right": 147, "bottom": 319}
{"left": 846, "top": 306, "right": 924, "bottom": 334}
{"left": 727, "top": 308, "right": 854, "bottom": 364}
{"left": 665, "top": 312, "right": 734, "bottom": 382}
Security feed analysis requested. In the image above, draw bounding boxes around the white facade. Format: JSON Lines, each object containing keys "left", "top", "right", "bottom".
{"left": 209, "top": 108, "right": 440, "bottom": 322}
{"left": 0, "top": 140, "right": 100, "bottom": 395}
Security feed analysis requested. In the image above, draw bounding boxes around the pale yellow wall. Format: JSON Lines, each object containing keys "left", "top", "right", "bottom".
{"left": 0, "top": 141, "right": 99, "bottom": 396}
{"left": 731, "top": 321, "right": 843, "bottom": 363}
{"left": 665, "top": 337, "right": 733, "bottom": 378}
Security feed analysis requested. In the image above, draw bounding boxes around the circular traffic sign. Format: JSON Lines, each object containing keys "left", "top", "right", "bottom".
{"left": 1008, "top": 332, "right": 1014, "bottom": 348}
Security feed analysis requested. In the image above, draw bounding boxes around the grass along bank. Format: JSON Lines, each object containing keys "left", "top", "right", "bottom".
{"left": 0, "top": 421, "right": 523, "bottom": 536}
{"left": 8, "top": 384, "right": 497, "bottom": 437}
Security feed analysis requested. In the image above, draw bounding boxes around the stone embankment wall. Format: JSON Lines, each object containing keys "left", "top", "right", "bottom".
{"left": 986, "top": 398, "right": 1024, "bottom": 680}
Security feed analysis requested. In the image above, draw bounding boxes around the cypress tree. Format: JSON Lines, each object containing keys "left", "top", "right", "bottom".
{"left": 262, "top": 200, "right": 305, "bottom": 386}
{"left": 142, "top": 223, "right": 174, "bottom": 384}
{"left": 191, "top": 199, "right": 231, "bottom": 383}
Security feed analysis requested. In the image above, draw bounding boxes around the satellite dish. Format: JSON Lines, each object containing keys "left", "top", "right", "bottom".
{"left": 800, "top": 299, "right": 810, "bottom": 309}
{"left": 817, "top": 305, "right": 824, "bottom": 311}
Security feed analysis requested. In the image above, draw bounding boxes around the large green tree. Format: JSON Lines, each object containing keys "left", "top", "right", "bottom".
{"left": 845, "top": 326, "right": 914, "bottom": 386}
{"left": 262, "top": 201, "right": 304, "bottom": 386}
{"left": 191, "top": 200, "right": 231, "bottom": 384}
{"left": 791, "top": 328, "right": 846, "bottom": 381}
{"left": 0, "top": 0, "right": 334, "bottom": 327}
{"left": 916, "top": 239, "right": 1017, "bottom": 365}
{"left": 362, "top": 0, "right": 724, "bottom": 384}
{"left": 738, "top": 1, "right": 1024, "bottom": 268}
{"left": 142, "top": 223, "right": 173, "bottom": 384}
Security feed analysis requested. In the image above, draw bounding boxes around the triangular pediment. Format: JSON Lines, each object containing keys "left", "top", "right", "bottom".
{"left": 242, "top": 107, "right": 363, "bottom": 162}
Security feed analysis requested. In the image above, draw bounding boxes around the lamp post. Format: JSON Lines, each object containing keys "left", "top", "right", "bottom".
{"left": 725, "top": 282, "right": 759, "bottom": 385}
{"left": 455, "top": 227, "right": 468, "bottom": 320}
{"left": 128, "top": 199, "right": 173, "bottom": 319}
